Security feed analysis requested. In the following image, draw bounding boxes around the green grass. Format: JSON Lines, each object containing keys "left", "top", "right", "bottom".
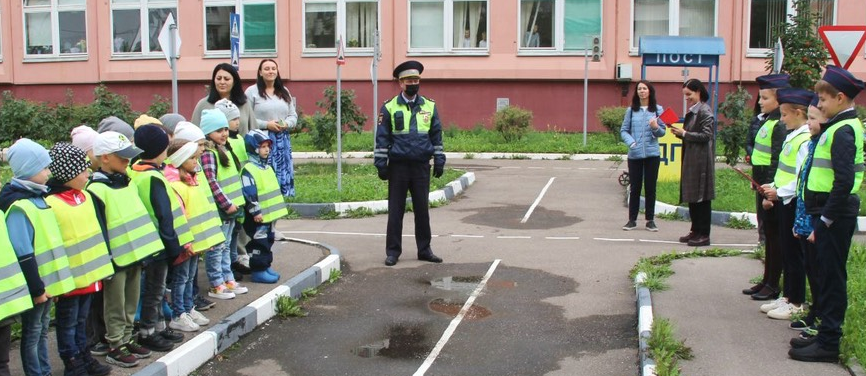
{"left": 631, "top": 249, "right": 743, "bottom": 291}
{"left": 290, "top": 130, "right": 628, "bottom": 154}
{"left": 648, "top": 317, "right": 694, "bottom": 376}
{"left": 275, "top": 295, "right": 306, "bottom": 318}
{"left": 841, "top": 242, "right": 866, "bottom": 365}
{"left": 287, "top": 162, "right": 463, "bottom": 204}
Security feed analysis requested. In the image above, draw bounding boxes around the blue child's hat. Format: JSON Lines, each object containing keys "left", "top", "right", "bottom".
{"left": 776, "top": 88, "right": 814, "bottom": 107}
{"left": 821, "top": 65, "right": 865, "bottom": 99}
{"left": 7, "top": 138, "right": 51, "bottom": 179}
{"left": 756, "top": 74, "right": 790, "bottom": 89}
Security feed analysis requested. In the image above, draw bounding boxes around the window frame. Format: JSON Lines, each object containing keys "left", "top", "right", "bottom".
{"left": 516, "top": 0, "right": 604, "bottom": 56}
{"left": 745, "top": 0, "right": 837, "bottom": 58}
{"left": 202, "top": 0, "right": 277, "bottom": 58}
{"left": 22, "top": 0, "right": 89, "bottom": 62}
{"left": 303, "top": 0, "right": 381, "bottom": 57}
{"left": 109, "top": 0, "right": 178, "bottom": 60}
{"left": 628, "top": 0, "right": 719, "bottom": 55}
{"left": 407, "top": 0, "right": 490, "bottom": 56}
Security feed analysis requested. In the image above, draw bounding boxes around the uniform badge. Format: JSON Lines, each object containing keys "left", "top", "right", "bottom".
{"left": 758, "top": 127, "right": 768, "bottom": 139}
{"left": 784, "top": 144, "right": 792, "bottom": 156}
{"left": 377, "top": 113, "right": 383, "bottom": 125}
{"left": 819, "top": 133, "right": 828, "bottom": 146}
{"left": 419, "top": 110, "right": 431, "bottom": 123}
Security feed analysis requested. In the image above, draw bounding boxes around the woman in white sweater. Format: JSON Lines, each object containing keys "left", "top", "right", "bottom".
{"left": 192, "top": 63, "right": 257, "bottom": 136}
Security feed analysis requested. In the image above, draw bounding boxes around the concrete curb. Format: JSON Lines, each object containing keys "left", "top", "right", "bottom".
{"left": 135, "top": 238, "right": 341, "bottom": 376}
{"left": 288, "top": 171, "right": 476, "bottom": 218}
{"left": 635, "top": 272, "right": 655, "bottom": 376}
{"left": 292, "top": 152, "right": 621, "bottom": 161}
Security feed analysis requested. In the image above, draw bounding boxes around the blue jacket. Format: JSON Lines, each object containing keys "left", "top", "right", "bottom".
{"left": 620, "top": 106, "right": 667, "bottom": 159}
{"left": 374, "top": 93, "right": 445, "bottom": 169}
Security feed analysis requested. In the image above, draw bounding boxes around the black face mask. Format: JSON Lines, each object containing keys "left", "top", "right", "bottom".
{"left": 404, "top": 84, "right": 420, "bottom": 97}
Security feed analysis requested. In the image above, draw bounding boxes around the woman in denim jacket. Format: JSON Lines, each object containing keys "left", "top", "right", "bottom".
{"left": 620, "top": 80, "right": 666, "bottom": 231}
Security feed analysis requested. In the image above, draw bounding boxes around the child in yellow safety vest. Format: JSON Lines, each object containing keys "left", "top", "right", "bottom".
{"left": 214, "top": 98, "right": 252, "bottom": 279}
{"left": 0, "top": 138, "right": 75, "bottom": 376}
{"left": 241, "top": 130, "right": 289, "bottom": 284}
{"left": 164, "top": 139, "right": 223, "bottom": 332}
{"left": 45, "top": 143, "right": 114, "bottom": 376}
{"left": 87, "top": 130, "right": 161, "bottom": 368}
{"left": 0, "top": 206, "right": 32, "bottom": 376}
{"left": 199, "top": 109, "right": 249, "bottom": 299}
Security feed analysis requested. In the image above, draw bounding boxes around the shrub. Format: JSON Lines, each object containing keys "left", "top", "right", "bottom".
{"left": 0, "top": 91, "right": 46, "bottom": 143}
{"left": 88, "top": 84, "right": 136, "bottom": 125}
{"left": 316, "top": 86, "right": 367, "bottom": 133}
{"left": 492, "top": 105, "right": 532, "bottom": 142}
{"left": 765, "top": 0, "right": 827, "bottom": 89}
{"left": 146, "top": 94, "right": 172, "bottom": 119}
{"left": 596, "top": 106, "right": 627, "bottom": 142}
{"left": 302, "top": 112, "right": 339, "bottom": 154}
{"left": 717, "top": 86, "right": 753, "bottom": 166}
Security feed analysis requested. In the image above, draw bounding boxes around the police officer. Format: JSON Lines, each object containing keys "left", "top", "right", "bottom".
{"left": 375, "top": 60, "right": 445, "bottom": 266}
{"left": 789, "top": 66, "right": 864, "bottom": 363}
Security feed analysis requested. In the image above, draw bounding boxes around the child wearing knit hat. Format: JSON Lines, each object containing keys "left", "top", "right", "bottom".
{"left": 215, "top": 98, "right": 252, "bottom": 277}
{"left": 45, "top": 143, "right": 114, "bottom": 376}
{"left": 70, "top": 125, "right": 100, "bottom": 171}
{"left": 199, "top": 109, "right": 249, "bottom": 299}
{"left": 97, "top": 116, "right": 135, "bottom": 141}
{"left": 128, "top": 125, "right": 192, "bottom": 353}
{"left": 0, "top": 139, "right": 75, "bottom": 376}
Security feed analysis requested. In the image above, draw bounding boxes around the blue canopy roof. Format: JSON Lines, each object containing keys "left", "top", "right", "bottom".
{"left": 639, "top": 36, "right": 726, "bottom": 56}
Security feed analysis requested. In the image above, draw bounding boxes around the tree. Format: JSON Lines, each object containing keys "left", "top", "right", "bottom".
{"left": 765, "top": 0, "right": 828, "bottom": 90}
{"left": 717, "top": 86, "right": 753, "bottom": 166}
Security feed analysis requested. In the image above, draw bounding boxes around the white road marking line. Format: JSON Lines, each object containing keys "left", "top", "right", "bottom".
{"left": 552, "top": 167, "right": 572, "bottom": 170}
{"left": 638, "top": 239, "right": 682, "bottom": 244}
{"left": 545, "top": 236, "right": 581, "bottom": 240}
{"left": 527, "top": 167, "right": 545, "bottom": 169}
{"left": 593, "top": 237, "right": 635, "bottom": 242}
{"left": 711, "top": 243, "right": 759, "bottom": 247}
{"left": 414, "top": 259, "right": 501, "bottom": 376}
{"left": 281, "top": 230, "right": 384, "bottom": 237}
{"left": 496, "top": 236, "right": 532, "bottom": 239}
{"left": 520, "top": 177, "right": 556, "bottom": 224}
{"left": 451, "top": 234, "right": 484, "bottom": 238}
{"left": 502, "top": 166, "right": 521, "bottom": 169}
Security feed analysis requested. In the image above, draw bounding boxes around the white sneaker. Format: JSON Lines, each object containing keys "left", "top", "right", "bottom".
{"left": 768, "top": 303, "right": 804, "bottom": 320}
{"left": 225, "top": 281, "right": 248, "bottom": 295}
{"left": 760, "top": 297, "right": 787, "bottom": 313}
{"left": 169, "top": 313, "right": 200, "bottom": 332}
{"left": 189, "top": 309, "right": 210, "bottom": 326}
{"left": 208, "top": 284, "right": 236, "bottom": 300}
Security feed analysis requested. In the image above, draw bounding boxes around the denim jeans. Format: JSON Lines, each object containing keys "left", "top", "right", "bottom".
{"left": 54, "top": 294, "right": 92, "bottom": 360}
{"left": 140, "top": 260, "right": 168, "bottom": 331}
{"left": 205, "top": 220, "right": 236, "bottom": 287}
{"left": 20, "top": 300, "right": 52, "bottom": 376}
{"left": 171, "top": 256, "right": 198, "bottom": 318}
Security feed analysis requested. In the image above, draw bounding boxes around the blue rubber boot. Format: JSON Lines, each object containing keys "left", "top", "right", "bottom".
{"left": 265, "top": 268, "right": 281, "bottom": 279}
{"left": 251, "top": 270, "right": 279, "bottom": 284}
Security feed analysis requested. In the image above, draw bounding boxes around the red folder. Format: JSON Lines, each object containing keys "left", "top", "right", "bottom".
{"left": 659, "top": 108, "right": 679, "bottom": 125}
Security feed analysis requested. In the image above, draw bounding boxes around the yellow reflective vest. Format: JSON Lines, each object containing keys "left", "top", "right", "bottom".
{"left": 129, "top": 169, "right": 195, "bottom": 246}
{"left": 7, "top": 199, "right": 75, "bottom": 297}
{"left": 0, "top": 209, "right": 33, "bottom": 321}
{"left": 170, "top": 180, "right": 226, "bottom": 253}
{"left": 807, "top": 118, "right": 865, "bottom": 193}
{"left": 227, "top": 135, "right": 249, "bottom": 166}
{"left": 46, "top": 192, "right": 114, "bottom": 288}
{"left": 205, "top": 147, "right": 246, "bottom": 209}
{"left": 773, "top": 131, "right": 812, "bottom": 189}
{"left": 751, "top": 119, "right": 778, "bottom": 166}
{"left": 243, "top": 162, "right": 287, "bottom": 223}
{"left": 86, "top": 181, "right": 163, "bottom": 267}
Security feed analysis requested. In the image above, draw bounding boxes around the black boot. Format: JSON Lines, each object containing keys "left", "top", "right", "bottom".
{"left": 82, "top": 352, "right": 112, "bottom": 376}
{"left": 62, "top": 356, "right": 88, "bottom": 376}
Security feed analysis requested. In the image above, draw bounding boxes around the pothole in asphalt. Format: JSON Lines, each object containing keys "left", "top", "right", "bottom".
{"left": 352, "top": 323, "right": 432, "bottom": 359}
{"left": 459, "top": 204, "right": 582, "bottom": 229}
{"left": 428, "top": 298, "right": 492, "bottom": 320}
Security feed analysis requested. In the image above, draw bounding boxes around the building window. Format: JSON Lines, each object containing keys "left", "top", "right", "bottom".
{"left": 23, "top": 0, "right": 87, "bottom": 57}
{"left": 632, "top": 0, "right": 717, "bottom": 49}
{"left": 409, "top": 0, "right": 488, "bottom": 52}
{"left": 304, "top": 1, "right": 378, "bottom": 52}
{"left": 749, "top": 0, "right": 835, "bottom": 50}
{"left": 204, "top": 0, "right": 276, "bottom": 54}
{"left": 519, "top": 0, "right": 602, "bottom": 52}
{"left": 111, "top": 0, "right": 177, "bottom": 55}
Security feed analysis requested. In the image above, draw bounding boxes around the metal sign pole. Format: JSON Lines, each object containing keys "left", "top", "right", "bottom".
{"left": 169, "top": 24, "right": 178, "bottom": 113}
{"left": 583, "top": 36, "right": 589, "bottom": 147}
{"left": 372, "top": 30, "right": 380, "bottom": 144}
{"left": 336, "top": 36, "right": 344, "bottom": 193}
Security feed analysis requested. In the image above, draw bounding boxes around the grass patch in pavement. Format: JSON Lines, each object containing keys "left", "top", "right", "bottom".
{"left": 287, "top": 163, "right": 463, "bottom": 203}
{"left": 841, "top": 242, "right": 866, "bottom": 366}
{"left": 648, "top": 317, "right": 694, "bottom": 376}
{"left": 630, "top": 249, "right": 743, "bottom": 291}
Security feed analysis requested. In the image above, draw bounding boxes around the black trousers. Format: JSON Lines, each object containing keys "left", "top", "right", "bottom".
{"left": 86, "top": 290, "right": 106, "bottom": 347}
{"left": 814, "top": 215, "right": 856, "bottom": 350}
{"left": 386, "top": 162, "right": 433, "bottom": 259}
{"left": 687, "top": 201, "right": 712, "bottom": 236}
{"left": 627, "top": 156, "right": 660, "bottom": 221}
{"left": 778, "top": 200, "right": 806, "bottom": 304}
{"left": 799, "top": 236, "right": 821, "bottom": 325}
{"left": 758, "top": 194, "right": 782, "bottom": 289}
{"left": 0, "top": 323, "right": 10, "bottom": 376}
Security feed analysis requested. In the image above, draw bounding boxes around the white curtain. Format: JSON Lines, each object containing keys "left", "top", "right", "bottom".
{"left": 679, "top": 0, "right": 714, "bottom": 37}
{"left": 520, "top": 1, "right": 536, "bottom": 47}
{"left": 452, "top": 1, "right": 483, "bottom": 48}
{"left": 468, "top": 2, "right": 482, "bottom": 45}
{"left": 26, "top": 13, "right": 52, "bottom": 47}
{"left": 410, "top": 2, "right": 444, "bottom": 48}
{"left": 347, "top": 2, "right": 376, "bottom": 47}
{"left": 634, "top": 0, "right": 670, "bottom": 47}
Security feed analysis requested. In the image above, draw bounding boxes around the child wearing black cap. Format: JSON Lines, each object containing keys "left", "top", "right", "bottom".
{"left": 45, "top": 143, "right": 114, "bottom": 376}
{"left": 128, "top": 125, "right": 194, "bottom": 354}
{"left": 743, "top": 74, "right": 790, "bottom": 301}
{"left": 789, "top": 65, "right": 865, "bottom": 363}
{"left": 758, "top": 88, "right": 813, "bottom": 321}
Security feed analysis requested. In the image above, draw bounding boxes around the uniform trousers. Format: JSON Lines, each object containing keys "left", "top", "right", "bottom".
{"left": 687, "top": 201, "right": 712, "bottom": 236}
{"left": 386, "top": 162, "right": 434, "bottom": 259}
{"left": 778, "top": 200, "right": 805, "bottom": 304}
{"left": 758, "top": 193, "right": 782, "bottom": 289}
{"left": 814, "top": 215, "right": 856, "bottom": 350}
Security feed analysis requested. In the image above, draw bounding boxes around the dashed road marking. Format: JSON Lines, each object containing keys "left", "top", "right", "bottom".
{"left": 451, "top": 234, "right": 484, "bottom": 238}
{"left": 593, "top": 237, "right": 636, "bottom": 242}
{"left": 544, "top": 236, "right": 581, "bottom": 240}
{"left": 496, "top": 236, "right": 532, "bottom": 239}
{"left": 521, "top": 177, "right": 556, "bottom": 224}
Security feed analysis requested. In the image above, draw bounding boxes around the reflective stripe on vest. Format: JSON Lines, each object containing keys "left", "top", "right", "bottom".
{"left": 0, "top": 209, "right": 33, "bottom": 321}
{"left": 170, "top": 181, "right": 226, "bottom": 253}
{"left": 384, "top": 97, "right": 436, "bottom": 135}
{"left": 195, "top": 165, "right": 216, "bottom": 206}
{"left": 206, "top": 147, "right": 247, "bottom": 208}
{"left": 46, "top": 193, "right": 114, "bottom": 288}
{"left": 806, "top": 118, "right": 866, "bottom": 193}
{"left": 243, "top": 163, "right": 287, "bottom": 223}
{"left": 228, "top": 136, "right": 249, "bottom": 166}
{"left": 8, "top": 200, "right": 75, "bottom": 297}
{"left": 751, "top": 119, "right": 778, "bottom": 166}
{"left": 129, "top": 169, "right": 195, "bottom": 246}
{"left": 86, "top": 182, "right": 164, "bottom": 266}
{"left": 773, "top": 132, "right": 812, "bottom": 189}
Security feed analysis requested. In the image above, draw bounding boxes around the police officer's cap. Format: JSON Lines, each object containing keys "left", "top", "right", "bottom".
{"left": 776, "top": 88, "right": 814, "bottom": 107}
{"left": 821, "top": 65, "right": 865, "bottom": 99}
{"left": 393, "top": 60, "right": 424, "bottom": 80}
{"left": 756, "top": 74, "right": 790, "bottom": 90}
